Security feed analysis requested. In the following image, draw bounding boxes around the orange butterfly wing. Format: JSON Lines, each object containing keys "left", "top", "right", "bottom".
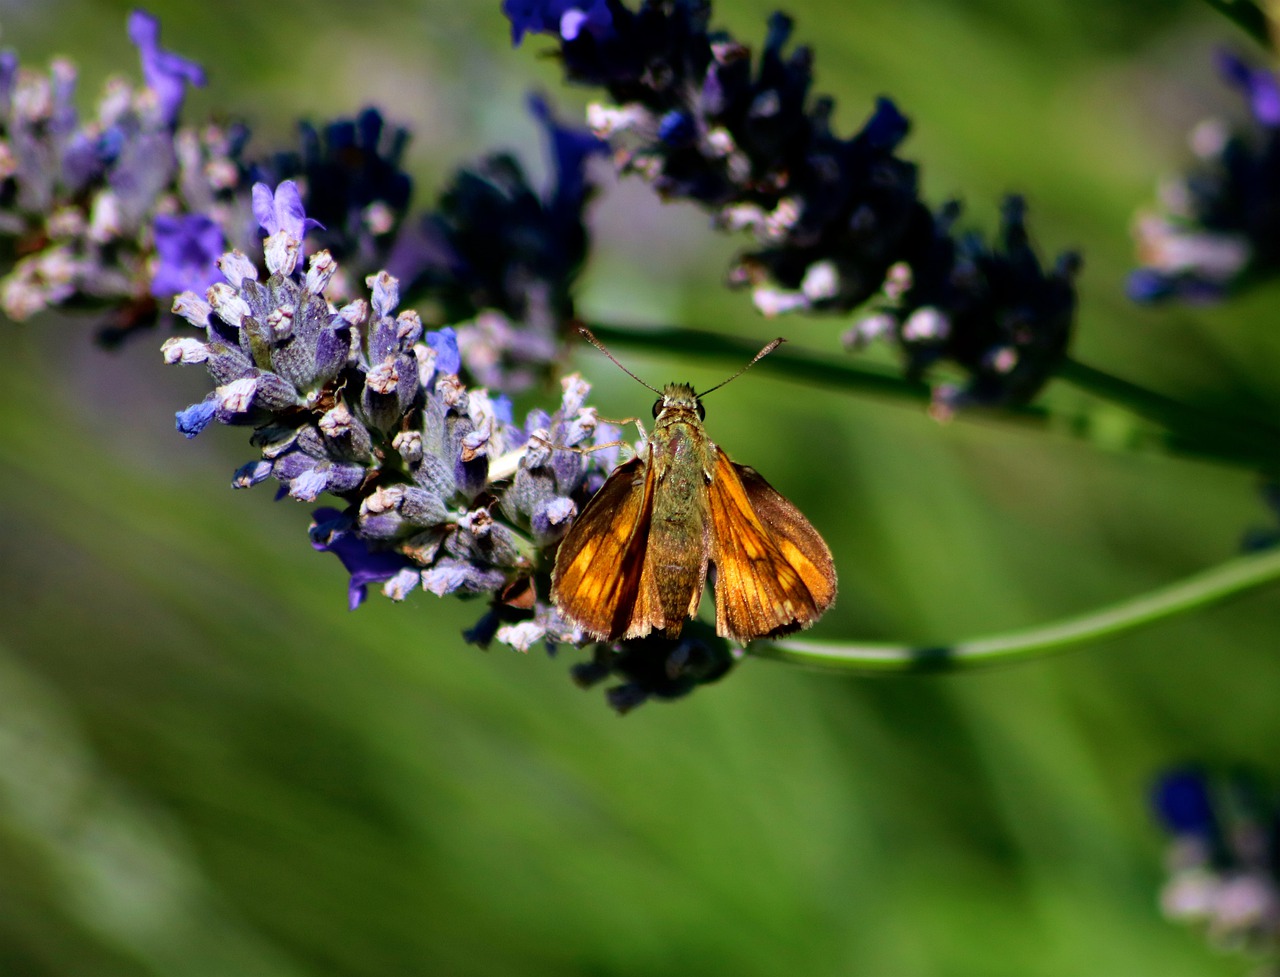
{"left": 551, "top": 455, "right": 665, "bottom": 641}
{"left": 707, "top": 450, "right": 837, "bottom": 643}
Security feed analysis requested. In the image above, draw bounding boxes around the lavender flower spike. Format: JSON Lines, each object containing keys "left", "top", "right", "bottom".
{"left": 164, "top": 184, "right": 658, "bottom": 707}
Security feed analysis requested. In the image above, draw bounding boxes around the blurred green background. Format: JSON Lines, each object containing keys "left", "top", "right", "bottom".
{"left": 2, "top": 1, "right": 1279, "bottom": 974}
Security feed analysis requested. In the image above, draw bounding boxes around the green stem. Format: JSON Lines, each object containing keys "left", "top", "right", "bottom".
{"left": 584, "top": 321, "right": 1280, "bottom": 472}
{"left": 753, "top": 546, "right": 1280, "bottom": 673}
{"left": 1056, "top": 358, "right": 1280, "bottom": 470}
{"left": 1199, "top": 0, "right": 1272, "bottom": 47}
{"left": 583, "top": 322, "right": 937, "bottom": 407}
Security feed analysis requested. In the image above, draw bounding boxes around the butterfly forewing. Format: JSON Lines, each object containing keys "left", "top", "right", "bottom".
{"left": 551, "top": 456, "right": 665, "bottom": 640}
{"left": 707, "top": 450, "right": 837, "bottom": 642}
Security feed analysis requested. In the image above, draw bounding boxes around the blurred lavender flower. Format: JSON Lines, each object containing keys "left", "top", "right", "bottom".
{"left": 1152, "top": 767, "right": 1280, "bottom": 959}
{"left": 506, "top": 0, "right": 1079, "bottom": 408}
{"left": 0, "top": 9, "right": 255, "bottom": 338}
{"left": 164, "top": 179, "right": 708, "bottom": 709}
{"left": 387, "top": 95, "right": 607, "bottom": 393}
{"left": 0, "top": 6, "right": 603, "bottom": 380}
{"left": 151, "top": 213, "right": 224, "bottom": 298}
{"left": 1130, "top": 51, "right": 1280, "bottom": 304}
{"left": 0, "top": 13, "right": 399, "bottom": 334}
{"left": 506, "top": 0, "right": 615, "bottom": 45}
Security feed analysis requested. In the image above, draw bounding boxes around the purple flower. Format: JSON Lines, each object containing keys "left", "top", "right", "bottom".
{"left": 658, "top": 110, "right": 696, "bottom": 147}
{"left": 311, "top": 508, "right": 415, "bottom": 610}
{"left": 1217, "top": 49, "right": 1280, "bottom": 127}
{"left": 251, "top": 180, "right": 324, "bottom": 240}
{"left": 151, "top": 213, "right": 225, "bottom": 298}
{"left": 175, "top": 397, "right": 217, "bottom": 438}
{"left": 504, "top": 0, "right": 614, "bottom": 46}
{"left": 529, "top": 94, "right": 608, "bottom": 210}
{"left": 426, "top": 327, "right": 461, "bottom": 376}
{"left": 1152, "top": 768, "right": 1218, "bottom": 840}
{"left": 1128, "top": 51, "right": 1280, "bottom": 304}
{"left": 127, "top": 10, "right": 206, "bottom": 125}
{"left": 491, "top": 394, "right": 513, "bottom": 425}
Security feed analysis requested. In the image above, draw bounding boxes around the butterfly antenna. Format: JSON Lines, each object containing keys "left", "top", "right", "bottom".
{"left": 578, "top": 327, "right": 663, "bottom": 395}
{"left": 696, "top": 337, "right": 785, "bottom": 398}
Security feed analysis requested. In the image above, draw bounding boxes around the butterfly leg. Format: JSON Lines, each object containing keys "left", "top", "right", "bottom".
{"left": 527, "top": 412, "right": 648, "bottom": 455}
{"left": 489, "top": 432, "right": 636, "bottom": 481}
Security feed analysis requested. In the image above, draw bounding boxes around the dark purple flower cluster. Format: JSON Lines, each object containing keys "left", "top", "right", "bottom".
{"left": 505, "top": 0, "right": 1080, "bottom": 407}
{"left": 569, "top": 621, "right": 737, "bottom": 713}
{"left": 386, "top": 95, "right": 607, "bottom": 393}
{"left": 1151, "top": 768, "right": 1280, "bottom": 955}
{"left": 252, "top": 108, "right": 413, "bottom": 289}
{"left": 1129, "top": 51, "right": 1280, "bottom": 304}
{"left": 165, "top": 180, "right": 707, "bottom": 708}
{"left": 847, "top": 197, "right": 1081, "bottom": 413}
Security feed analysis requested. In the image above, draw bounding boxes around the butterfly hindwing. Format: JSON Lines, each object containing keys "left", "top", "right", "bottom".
{"left": 707, "top": 450, "right": 837, "bottom": 642}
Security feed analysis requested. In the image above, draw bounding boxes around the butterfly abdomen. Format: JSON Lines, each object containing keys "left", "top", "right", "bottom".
{"left": 647, "top": 421, "right": 712, "bottom": 632}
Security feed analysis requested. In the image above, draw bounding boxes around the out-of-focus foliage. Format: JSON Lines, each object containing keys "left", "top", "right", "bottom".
{"left": 2, "top": 1, "right": 1279, "bottom": 975}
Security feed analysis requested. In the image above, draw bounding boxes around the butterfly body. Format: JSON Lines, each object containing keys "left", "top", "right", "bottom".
{"left": 645, "top": 384, "right": 714, "bottom": 626}
{"left": 551, "top": 382, "right": 836, "bottom": 644}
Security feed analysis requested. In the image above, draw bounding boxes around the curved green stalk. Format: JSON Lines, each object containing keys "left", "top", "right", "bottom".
{"left": 753, "top": 546, "right": 1280, "bottom": 673}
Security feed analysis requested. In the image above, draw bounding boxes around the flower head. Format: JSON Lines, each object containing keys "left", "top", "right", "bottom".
{"left": 0, "top": 11, "right": 254, "bottom": 338}
{"left": 509, "top": 1, "right": 1077, "bottom": 412}
{"left": 846, "top": 197, "right": 1080, "bottom": 411}
{"left": 164, "top": 183, "right": 662, "bottom": 707}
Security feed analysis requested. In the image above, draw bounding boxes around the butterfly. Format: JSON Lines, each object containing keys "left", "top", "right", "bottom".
{"left": 551, "top": 331, "right": 837, "bottom": 644}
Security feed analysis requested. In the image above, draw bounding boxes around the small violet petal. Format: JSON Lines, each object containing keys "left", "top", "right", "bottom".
{"left": 175, "top": 397, "right": 217, "bottom": 438}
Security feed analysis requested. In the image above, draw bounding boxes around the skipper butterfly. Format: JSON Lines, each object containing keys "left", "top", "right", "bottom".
{"left": 551, "top": 331, "right": 837, "bottom": 644}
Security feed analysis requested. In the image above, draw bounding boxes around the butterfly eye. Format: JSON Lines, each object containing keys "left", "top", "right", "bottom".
{"left": 652, "top": 398, "right": 662, "bottom": 418}
{"left": 696, "top": 401, "right": 706, "bottom": 420}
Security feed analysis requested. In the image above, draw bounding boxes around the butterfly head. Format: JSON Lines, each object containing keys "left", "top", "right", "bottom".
{"left": 655, "top": 383, "right": 705, "bottom": 421}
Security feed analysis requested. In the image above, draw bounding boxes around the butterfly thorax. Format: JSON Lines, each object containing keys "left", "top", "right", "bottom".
{"left": 650, "top": 383, "right": 716, "bottom": 475}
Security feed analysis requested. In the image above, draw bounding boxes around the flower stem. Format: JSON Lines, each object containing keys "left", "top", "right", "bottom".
{"left": 584, "top": 321, "right": 1280, "bottom": 472}
{"left": 754, "top": 546, "right": 1280, "bottom": 673}
{"left": 582, "top": 321, "right": 936, "bottom": 406}
{"left": 1056, "top": 357, "right": 1280, "bottom": 469}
